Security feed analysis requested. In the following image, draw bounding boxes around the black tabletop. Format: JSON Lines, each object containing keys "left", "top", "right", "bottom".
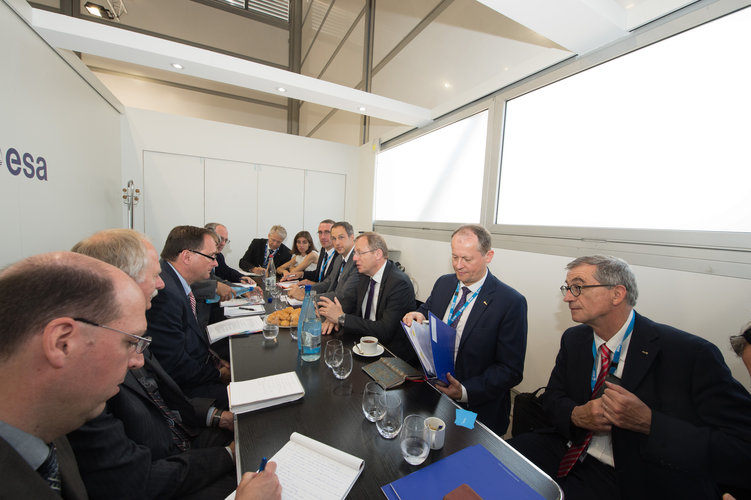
{"left": 230, "top": 328, "right": 561, "bottom": 499}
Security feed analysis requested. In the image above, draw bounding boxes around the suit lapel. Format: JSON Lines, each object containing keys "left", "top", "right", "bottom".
{"left": 162, "top": 260, "right": 210, "bottom": 347}
{"left": 374, "top": 262, "right": 392, "bottom": 318}
{"left": 621, "top": 313, "right": 661, "bottom": 391}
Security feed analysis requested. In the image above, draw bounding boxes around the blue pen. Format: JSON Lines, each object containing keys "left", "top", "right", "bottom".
{"left": 257, "top": 456, "right": 268, "bottom": 472}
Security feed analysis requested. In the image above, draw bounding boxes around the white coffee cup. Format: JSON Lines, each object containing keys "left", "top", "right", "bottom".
{"left": 359, "top": 336, "right": 379, "bottom": 355}
{"left": 424, "top": 416, "right": 446, "bottom": 450}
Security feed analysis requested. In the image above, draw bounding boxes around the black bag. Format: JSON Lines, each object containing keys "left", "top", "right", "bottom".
{"left": 511, "top": 387, "right": 551, "bottom": 437}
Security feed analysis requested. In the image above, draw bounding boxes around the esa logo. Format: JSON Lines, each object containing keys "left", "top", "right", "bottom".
{"left": 1, "top": 146, "right": 48, "bottom": 181}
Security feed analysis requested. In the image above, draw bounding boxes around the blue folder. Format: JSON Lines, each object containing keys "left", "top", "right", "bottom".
{"left": 429, "top": 311, "right": 456, "bottom": 384}
{"left": 381, "top": 445, "right": 544, "bottom": 500}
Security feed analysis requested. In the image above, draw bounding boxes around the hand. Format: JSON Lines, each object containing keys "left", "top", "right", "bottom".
{"left": 251, "top": 267, "right": 265, "bottom": 275}
{"left": 240, "top": 276, "right": 254, "bottom": 284}
{"left": 216, "top": 282, "right": 236, "bottom": 301}
{"left": 288, "top": 287, "right": 304, "bottom": 301}
{"left": 435, "top": 373, "right": 463, "bottom": 400}
{"left": 280, "top": 272, "right": 299, "bottom": 282}
{"left": 235, "top": 462, "right": 282, "bottom": 500}
{"left": 219, "top": 364, "right": 231, "bottom": 384}
{"left": 317, "top": 296, "right": 343, "bottom": 324}
{"left": 321, "top": 319, "right": 338, "bottom": 335}
{"left": 402, "top": 311, "right": 426, "bottom": 326}
{"left": 723, "top": 494, "right": 737, "bottom": 500}
{"left": 601, "top": 382, "right": 652, "bottom": 434}
{"left": 297, "top": 279, "right": 313, "bottom": 286}
{"left": 570, "top": 398, "right": 612, "bottom": 433}
{"left": 219, "top": 411, "right": 234, "bottom": 431}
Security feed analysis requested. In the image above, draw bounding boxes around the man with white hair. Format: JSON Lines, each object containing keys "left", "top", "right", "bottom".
{"left": 239, "top": 225, "right": 292, "bottom": 275}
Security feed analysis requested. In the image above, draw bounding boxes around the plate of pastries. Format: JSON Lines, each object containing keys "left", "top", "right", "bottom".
{"left": 266, "top": 307, "right": 301, "bottom": 327}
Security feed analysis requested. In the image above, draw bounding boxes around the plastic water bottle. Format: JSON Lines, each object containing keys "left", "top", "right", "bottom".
{"left": 296, "top": 285, "right": 312, "bottom": 350}
{"left": 300, "top": 290, "right": 321, "bottom": 361}
{"left": 265, "top": 256, "right": 277, "bottom": 291}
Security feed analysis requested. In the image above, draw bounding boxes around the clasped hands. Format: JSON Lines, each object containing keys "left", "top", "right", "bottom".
{"left": 571, "top": 382, "right": 652, "bottom": 434}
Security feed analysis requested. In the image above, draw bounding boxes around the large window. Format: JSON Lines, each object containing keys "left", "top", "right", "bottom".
{"left": 375, "top": 110, "right": 488, "bottom": 224}
{"left": 496, "top": 6, "right": 751, "bottom": 232}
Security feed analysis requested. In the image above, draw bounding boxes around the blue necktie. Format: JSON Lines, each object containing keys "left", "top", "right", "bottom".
{"left": 38, "top": 443, "right": 61, "bottom": 493}
{"left": 449, "top": 287, "right": 471, "bottom": 328}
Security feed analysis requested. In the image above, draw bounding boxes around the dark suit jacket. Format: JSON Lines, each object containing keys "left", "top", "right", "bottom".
{"left": 417, "top": 271, "right": 527, "bottom": 435}
{"left": 214, "top": 252, "right": 244, "bottom": 283}
{"left": 67, "top": 352, "right": 234, "bottom": 500}
{"left": 0, "top": 436, "right": 88, "bottom": 500}
{"left": 340, "top": 260, "right": 416, "bottom": 363}
{"left": 146, "top": 260, "right": 225, "bottom": 404}
{"left": 238, "top": 238, "right": 291, "bottom": 272}
{"left": 303, "top": 248, "right": 336, "bottom": 282}
{"left": 544, "top": 313, "right": 751, "bottom": 498}
{"left": 312, "top": 251, "right": 359, "bottom": 305}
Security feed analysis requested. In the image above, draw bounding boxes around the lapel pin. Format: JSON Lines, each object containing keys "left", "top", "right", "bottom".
{"left": 483, "top": 301, "right": 488, "bottom": 306}
{"left": 641, "top": 350, "right": 649, "bottom": 355}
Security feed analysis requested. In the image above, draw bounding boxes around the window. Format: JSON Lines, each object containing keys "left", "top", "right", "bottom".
{"left": 375, "top": 110, "right": 488, "bottom": 224}
{"left": 496, "top": 7, "right": 751, "bottom": 233}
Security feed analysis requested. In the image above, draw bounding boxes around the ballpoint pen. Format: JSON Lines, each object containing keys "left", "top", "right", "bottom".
{"left": 257, "top": 456, "right": 268, "bottom": 472}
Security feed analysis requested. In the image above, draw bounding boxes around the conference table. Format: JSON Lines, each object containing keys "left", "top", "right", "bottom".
{"left": 229, "top": 318, "right": 562, "bottom": 499}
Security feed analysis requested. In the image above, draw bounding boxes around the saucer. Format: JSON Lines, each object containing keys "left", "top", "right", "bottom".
{"left": 353, "top": 343, "right": 384, "bottom": 357}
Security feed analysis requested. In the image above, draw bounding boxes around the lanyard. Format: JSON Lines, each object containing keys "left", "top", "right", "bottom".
{"left": 590, "top": 312, "right": 635, "bottom": 392}
{"left": 319, "top": 251, "right": 332, "bottom": 280}
{"left": 264, "top": 246, "right": 276, "bottom": 267}
{"left": 447, "top": 282, "right": 481, "bottom": 327}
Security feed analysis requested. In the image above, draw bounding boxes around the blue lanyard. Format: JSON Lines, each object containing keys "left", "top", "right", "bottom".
{"left": 264, "top": 246, "right": 276, "bottom": 266}
{"left": 447, "top": 282, "right": 481, "bottom": 327}
{"left": 319, "top": 251, "right": 331, "bottom": 280}
{"left": 590, "top": 312, "right": 635, "bottom": 392}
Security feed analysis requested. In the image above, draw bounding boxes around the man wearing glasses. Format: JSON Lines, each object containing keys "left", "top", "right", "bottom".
{"left": 510, "top": 255, "right": 751, "bottom": 499}
{"left": 146, "top": 225, "right": 231, "bottom": 409}
{"left": 238, "top": 225, "right": 292, "bottom": 276}
{"left": 68, "top": 229, "right": 250, "bottom": 500}
{"left": 0, "top": 252, "right": 146, "bottom": 499}
{"left": 283, "top": 219, "right": 336, "bottom": 283}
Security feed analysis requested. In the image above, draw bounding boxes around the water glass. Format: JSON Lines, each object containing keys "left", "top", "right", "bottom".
{"left": 332, "top": 349, "right": 352, "bottom": 379}
{"left": 324, "top": 340, "right": 344, "bottom": 369}
{"left": 262, "top": 316, "right": 278, "bottom": 341}
{"left": 362, "top": 382, "right": 386, "bottom": 422}
{"left": 400, "top": 415, "right": 429, "bottom": 465}
{"left": 376, "top": 393, "right": 402, "bottom": 439}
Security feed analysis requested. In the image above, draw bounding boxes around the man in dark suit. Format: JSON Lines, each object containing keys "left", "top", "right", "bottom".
{"left": 238, "top": 225, "right": 292, "bottom": 274}
{"left": 205, "top": 222, "right": 254, "bottom": 284}
{"left": 147, "top": 226, "right": 231, "bottom": 408}
{"left": 0, "top": 251, "right": 147, "bottom": 499}
{"left": 403, "top": 224, "right": 527, "bottom": 435}
{"left": 318, "top": 232, "right": 417, "bottom": 362}
{"left": 69, "top": 229, "right": 239, "bottom": 500}
{"left": 509, "top": 255, "right": 751, "bottom": 499}
{"left": 282, "top": 219, "right": 337, "bottom": 283}
{"left": 288, "top": 221, "right": 360, "bottom": 306}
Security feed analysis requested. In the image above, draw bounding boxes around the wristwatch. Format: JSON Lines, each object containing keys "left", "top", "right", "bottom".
{"left": 337, "top": 314, "right": 346, "bottom": 328}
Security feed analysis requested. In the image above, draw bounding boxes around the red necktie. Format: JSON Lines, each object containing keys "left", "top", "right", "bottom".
{"left": 557, "top": 344, "right": 612, "bottom": 477}
{"left": 188, "top": 291, "right": 197, "bottom": 320}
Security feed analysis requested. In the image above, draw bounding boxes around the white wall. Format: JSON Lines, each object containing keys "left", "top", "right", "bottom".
{"left": 0, "top": 0, "right": 122, "bottom": 268}
{"left": 121, "top": 107, "right": 359, "bottom": 262}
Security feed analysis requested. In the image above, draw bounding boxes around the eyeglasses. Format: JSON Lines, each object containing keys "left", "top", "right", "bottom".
{"left": 560, "top": 284, "right": 617, "bottom": 297}
{"left": 730, "top": 330, "right": 751, "bottom": 356}
{"left": 74, "top": 318, "right": 152, "bottom": 354}
{"left": 354, "top": 249, "right": 376, "bottom": 257}
{"left": 187, "top": 249, "right": 217, "bottom": 261}
{"left": 219, "top": 237, "right": 230, "bottom": 244}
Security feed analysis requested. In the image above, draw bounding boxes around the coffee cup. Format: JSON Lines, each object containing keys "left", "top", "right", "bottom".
{"left": 424, "top": 416, "right": 446, "bottom": 450}
{"left": 359, "top": 336, "right": 379, "bottom": 355}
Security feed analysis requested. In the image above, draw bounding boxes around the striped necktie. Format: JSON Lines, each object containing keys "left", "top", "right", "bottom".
{"left": 37, "top": 443, "right": 61, "bottom": 493}
{"left": 557, "top": 344, "right": 612, "bottom": 477}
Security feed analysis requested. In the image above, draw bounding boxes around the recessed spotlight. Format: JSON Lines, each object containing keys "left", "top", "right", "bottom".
{"left": 277, "top": 87, "right": 287, "bottom": 93}
{"left": 358, "top": 106, "right": 366, "bottom": 112}
{"left": 503, "top": 67, "right": 509, "bottom": 71}
{"left": 171, "top": 63, "right": 184, "bottom": 70}
{"left": 443, "top": 82, "right": 451, "bottom": 89}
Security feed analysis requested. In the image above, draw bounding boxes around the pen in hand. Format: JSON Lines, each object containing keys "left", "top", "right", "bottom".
{"left": 257, "top": 456, "right": 268, "bottom": 472}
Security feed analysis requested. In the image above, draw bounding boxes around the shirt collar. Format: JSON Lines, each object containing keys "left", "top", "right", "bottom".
{"left": 342, "top": 247, "right": 354, "bottom": 263}
{"left": 371, "top": 261, "right": 387, "bottom": 283}
{"left": 594, "top": 309, "right": 635, "bottom": 351}
{"left": 460, "top": 270, "right": 488, "bottom": 293}
{"left": 0, "top": 420, "right": 50, "bottom": 470}
{"left": 167, "top": 262, "right": 192, "bottom": 296}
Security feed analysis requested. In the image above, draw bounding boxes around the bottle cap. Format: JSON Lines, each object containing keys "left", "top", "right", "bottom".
{"left": 305, "top": 284, "right": 312, "bottom": 292}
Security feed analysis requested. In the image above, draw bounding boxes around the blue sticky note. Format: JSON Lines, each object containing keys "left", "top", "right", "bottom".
{"left": 455, "top": 408, "right": 478, "bottom": 429}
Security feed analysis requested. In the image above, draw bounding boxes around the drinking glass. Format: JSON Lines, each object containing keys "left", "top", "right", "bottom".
{"left": 262, "top": 316, "right": 278, "bottom": 341}
{"left": 324, "top": 340, "right": 344, "bottom": 368}
{"left": 400, "top": 415, "right": 429, "bottom": 465}
{"left": 332, "top": 349, "right": 352, "bottom": 379}
{"left": 376, "top": 393, "right": 402, "bottom": 439}
{"left": 362, "top": 381, "right": 386, "bottom": 422}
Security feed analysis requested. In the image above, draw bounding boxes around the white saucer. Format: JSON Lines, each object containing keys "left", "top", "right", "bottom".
{"left": 353, "top": 343, "right": 384, "bottom": 357}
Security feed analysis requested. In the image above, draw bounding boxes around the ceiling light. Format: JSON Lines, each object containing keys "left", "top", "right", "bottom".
{"left": 443, "top": 82, "right": 451, "bottom": 89}
{"left": 277, "top": 87, "right": 287, "bottom": 93}
{"left": 358, "top": 106, "right": 366, "bottom": 112}
{"left": 84, "top": 2, "right": 114, "bottom": 19}
{"left": 171, "top": 63, "right": 184, "bottom": 69}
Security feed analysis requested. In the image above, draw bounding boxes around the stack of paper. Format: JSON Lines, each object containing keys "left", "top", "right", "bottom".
{"left": 207, "top": 316, "right": 264, "bottom": 343}
{"left": 228, "top": 372, "right": 305, "bottom": 414}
